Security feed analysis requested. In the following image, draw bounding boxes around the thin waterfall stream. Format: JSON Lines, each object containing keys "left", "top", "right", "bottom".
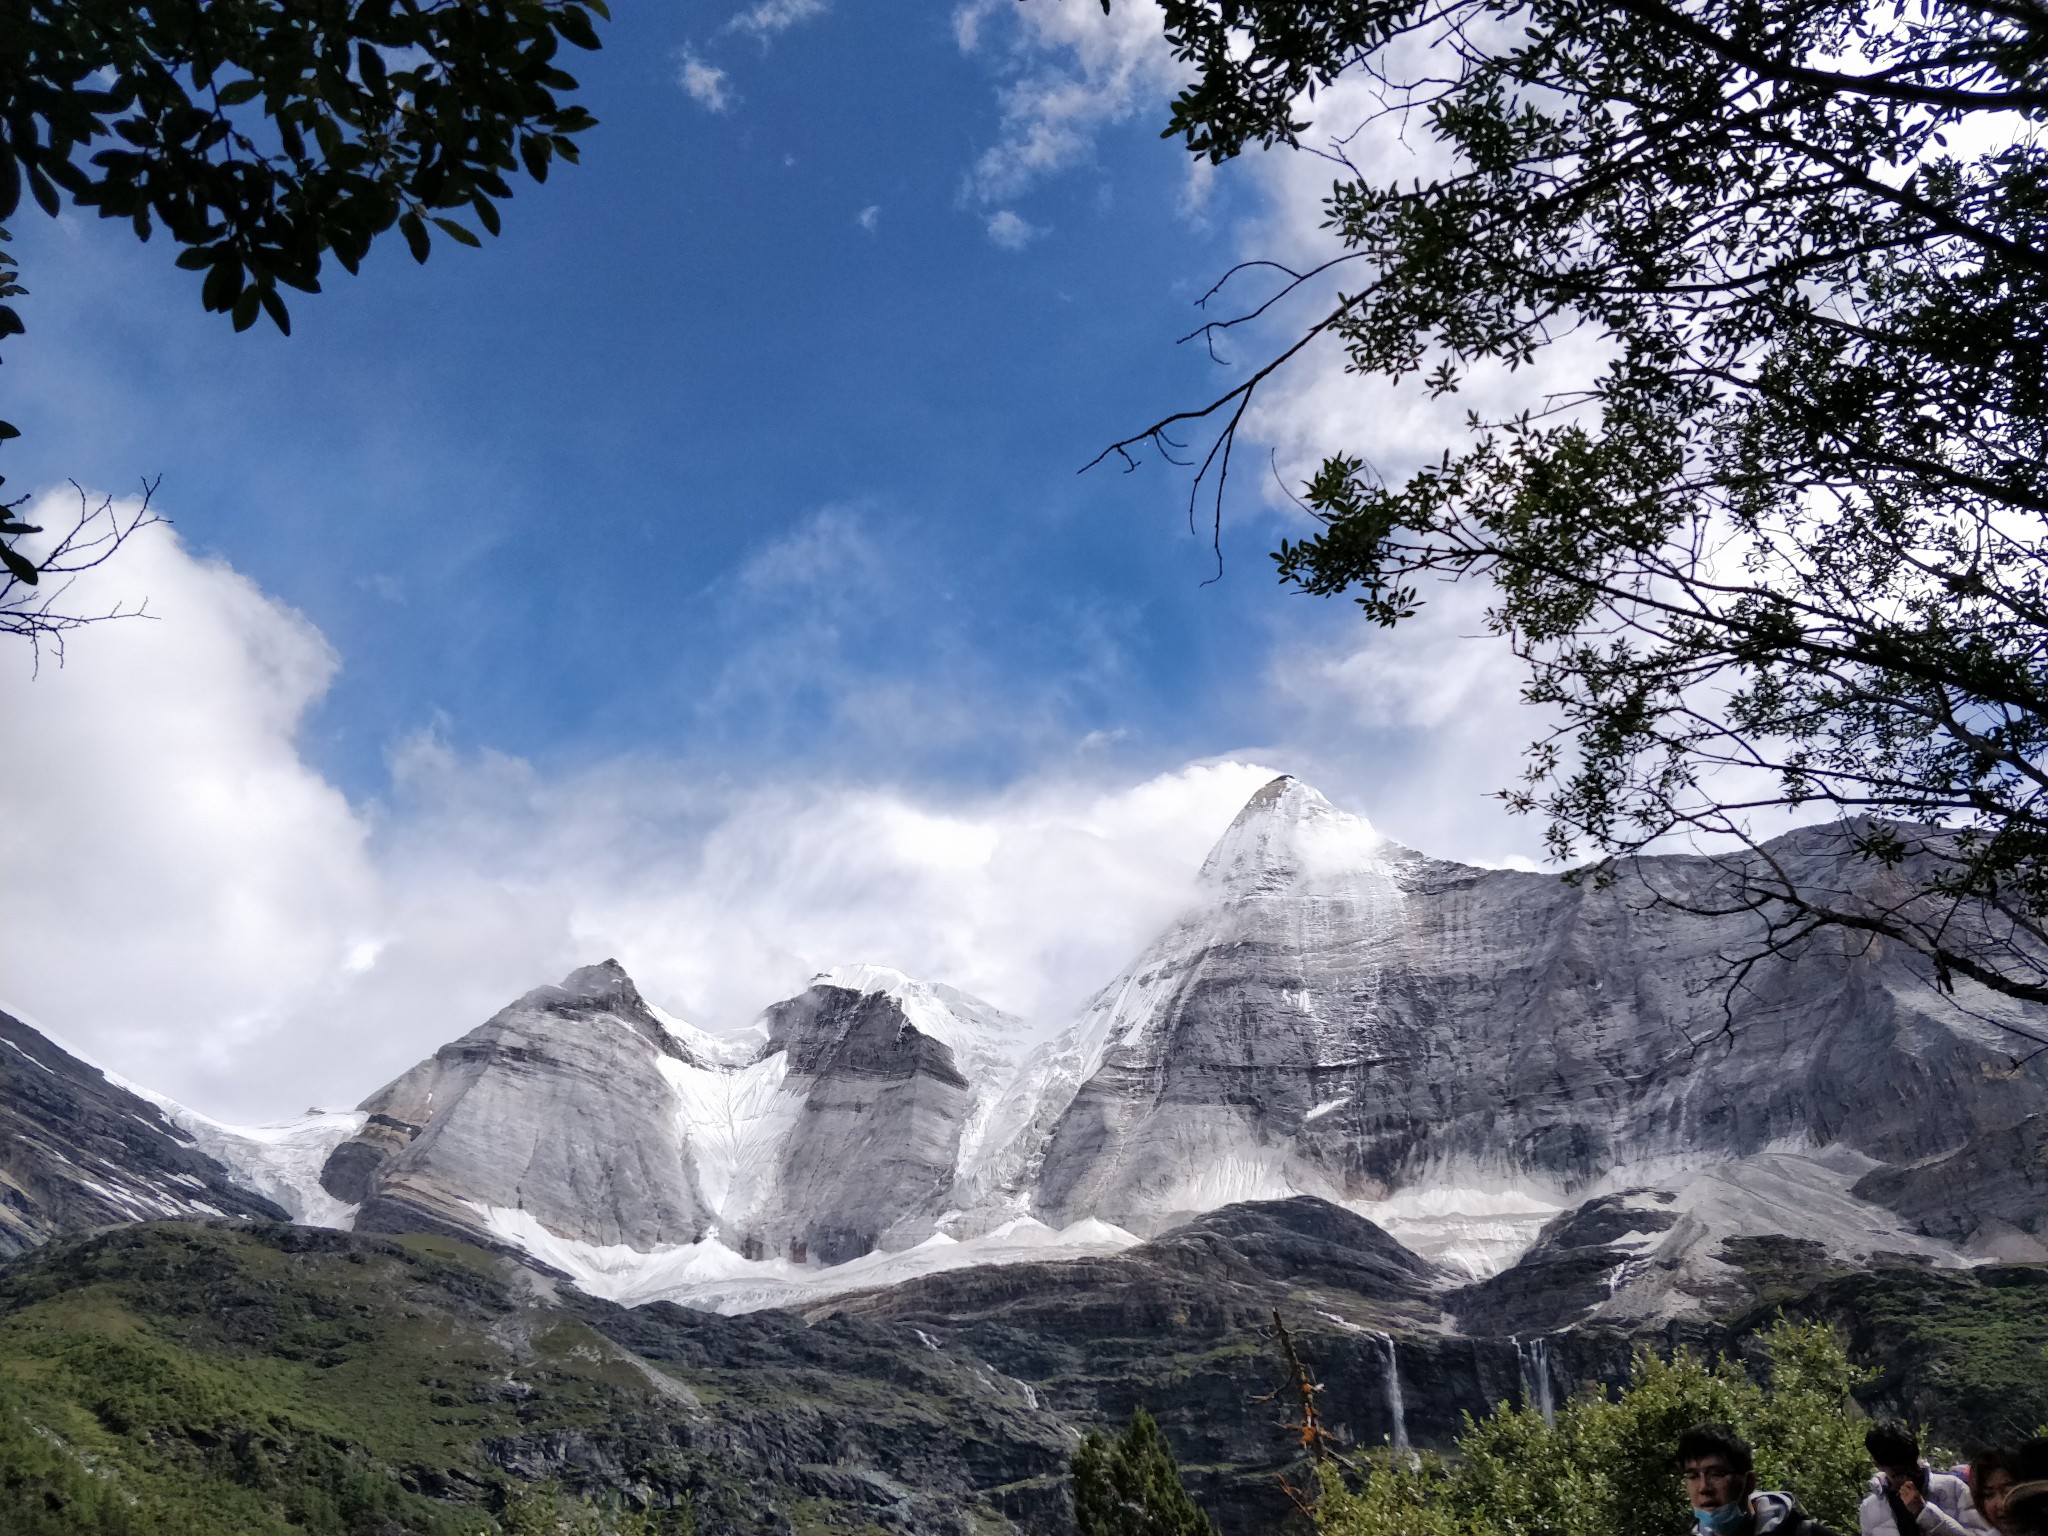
{"left": 1371, "top": 1330, "right": 1409, "bottom": 1449}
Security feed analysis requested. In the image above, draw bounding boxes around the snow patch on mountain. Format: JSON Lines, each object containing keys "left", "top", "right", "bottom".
{"left": 646, "top": 1002, "right": 761, "bottom": 1069}
{"left": 465, "top": 1201, "right": 1139, "bottom": 1314}
{"left": 654, "top": 1048, "right": 802, "bottom": 1230}
{"left": 1347, "top": 1186, "right": 1563, "bottom": 1280}
{"left": 1197, "top": 774, "right": 1400, "bottom": 897}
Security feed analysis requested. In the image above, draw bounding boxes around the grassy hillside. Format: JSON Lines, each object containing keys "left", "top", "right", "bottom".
{"left": 2, "top": 1218, "right": 2041, "bottom": 1536}
{"left": 0, "top": 1221, "right": 1068, "bottom": 1536}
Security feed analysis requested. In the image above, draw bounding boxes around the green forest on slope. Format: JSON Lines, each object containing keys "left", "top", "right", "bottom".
{"left": 2, "top": 1222, "right": 2044, "bottom": 1536}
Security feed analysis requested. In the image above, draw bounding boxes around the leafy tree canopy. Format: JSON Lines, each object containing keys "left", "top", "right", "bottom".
{"left": 1313, "top": 1321, "right": 1875, "bottom": 1536}
{"left": 0, "top": 0, "right": 604, "bottom": 629}
{"left": 1073, "top": 1406, "right": 1219, "bottom": 1536}
{"left": 1110, "top": 0, "right": 2048, "bottom": 1016}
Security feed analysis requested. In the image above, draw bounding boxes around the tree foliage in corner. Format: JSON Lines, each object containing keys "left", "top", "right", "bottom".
{"left": 0, "top": 0, "right": 604, "bottom": 641}
{"left": 1073, "top": 1406, "right": 1219, "bottom": 1536}
{"left": 1110, "top": 0, "right": 2048, "bottom": 1017}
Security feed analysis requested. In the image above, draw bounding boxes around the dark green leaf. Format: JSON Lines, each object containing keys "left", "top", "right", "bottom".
{"left": 399, "top": 211, "right": 430, "bottom": 262}
{"left": 556, "top": 7, "right": 602, "bottom": 50}
{"left": 430, "top": 217, "right": 481, "bottom": 248}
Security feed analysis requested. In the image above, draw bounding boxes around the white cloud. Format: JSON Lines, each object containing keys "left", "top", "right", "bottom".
{"left": 727, "top": 0, "right": 828, "bottom": 42}
{"left": 0, "top": 505, "right": 1285, "bottom": 1121}
{"left": 856, "top": 204, "right": 881, "bottom": 233}
{"left": 677, "top": 51, "right": 733, "bottom": 112}
{"left": 959, "top": 0, "right": 1188, "bottom": 203}
{"left": 1254, "top": 586, "right": 1555, "bottom": 867}
{"left": 985, "top": 209, "right": 1042, "bottom": 250}
{"left": 0, "top": 501, "right": 379, "bottom": 1117}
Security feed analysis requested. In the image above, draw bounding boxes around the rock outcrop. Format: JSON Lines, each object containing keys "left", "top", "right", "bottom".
{"left": 0, "top": 1006, "right": 285, "bottom": 1255}
{"left": 1850, "top": 1114, "right": 2048, "bottom": 1260}
{"left": 741, "top": 984, "right": 975, "bottom": 1264}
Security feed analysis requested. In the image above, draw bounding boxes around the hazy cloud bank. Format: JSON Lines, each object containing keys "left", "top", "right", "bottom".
{"left": 0, "top": 504, "right": 1297, "bottom": 1119}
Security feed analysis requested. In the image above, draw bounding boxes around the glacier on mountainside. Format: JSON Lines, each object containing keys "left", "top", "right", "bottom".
{"left": 464, "top": 1202, "right": 1138, "bottom": 1314}
{"left": 153, "top": 1105, "right": 367, "bottom": 1228}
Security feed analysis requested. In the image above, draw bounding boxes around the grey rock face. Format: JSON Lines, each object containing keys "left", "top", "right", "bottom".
{"left": 1450, "top": 1190, "right": 1684, "bottom": 1336}
{"left": 1009, "top": 778, "right": 2048, "bottom": 1240}
{"left": 738, "top": 983, "right": 976, "bottom": 1264}
{"left": 1852, "top": 1114, "right": 2048, "bottom": 1259}
{"left": 332, "top": 960, "right": 715, "bottom": 1249}
{"left": 315, "top": 961, "right": 1029, "bottom": 1272}
{"left": 0, "top": 1008, "right": 286, "bottom": 1255}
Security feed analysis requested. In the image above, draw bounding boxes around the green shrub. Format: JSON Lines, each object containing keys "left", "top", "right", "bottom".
{"left": 1316, "top": 1321, "right": 1872, "bottom": 1536}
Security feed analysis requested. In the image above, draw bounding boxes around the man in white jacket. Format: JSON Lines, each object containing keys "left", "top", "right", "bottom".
{"left": 1860, "top": 1423, "right": 1980, "bottom": 1536}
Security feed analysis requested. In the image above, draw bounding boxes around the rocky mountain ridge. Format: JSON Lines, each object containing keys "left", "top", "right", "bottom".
{"left": 11, "top": 1211, "right": 2040, "bottom": 1536}
{"left": 0, "top": 1006, "right": 289, "bottom": 1255}
{"left": 6, "top": 775, "right": 2045, "bottom": 1346}
{"left": 287, "top": 776, "right": 2048, "bottom": 1325}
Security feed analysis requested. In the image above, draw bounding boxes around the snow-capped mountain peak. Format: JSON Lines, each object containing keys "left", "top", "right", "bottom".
{"left": 142, "top": 772, "right": 2046, "bottom": 1319}
{"left": 1197, "top": 774, "right": 1405, "bottom": 897}
{"left": 810, "top": 963, "right": 1031, "bottom": 1085}
{"left": 645, "top": 1000, "right": 763, "bottom": 1070}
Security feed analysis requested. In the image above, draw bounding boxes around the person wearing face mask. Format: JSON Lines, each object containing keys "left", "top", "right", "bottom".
{"left": 1861, "top": 1423, "right": 1980, "bottom": 1536}
{"left": 1680, "top": 1423, "right": 1838, "bottom": 1536}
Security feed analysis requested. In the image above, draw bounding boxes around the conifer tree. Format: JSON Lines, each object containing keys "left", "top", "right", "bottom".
{"left": 1072, "top": 1407, "right": 1218, "bottom": 1536}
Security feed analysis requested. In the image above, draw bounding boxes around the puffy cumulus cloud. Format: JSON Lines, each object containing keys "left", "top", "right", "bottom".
{"left": 958, "top": 0, "right": 1188, "bottom": 203}
{"left": 0, "top": 498, "right": 379, "bottom": 1115}
{"left": 381, "top": 743, "right": 1280, "bottom": 1051}
{"left": 0, "top": 502, "right": 1282, "bottom": 1120}
{"left": 1253, "top": 587, "right": 1553, "bottom": 871}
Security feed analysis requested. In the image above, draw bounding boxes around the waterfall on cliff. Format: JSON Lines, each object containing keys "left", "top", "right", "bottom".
{"left": 1514, "top": 1335, "right": 1556, "bottom": 1426}
{"left": 1372, "top": 1331, "right": 1410, "bottom": 1449}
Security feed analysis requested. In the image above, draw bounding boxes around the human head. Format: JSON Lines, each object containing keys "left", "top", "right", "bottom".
{"left": 2004, "top": 1439, "right": 2048, "bottom": 1536}
{"left": 1680, "top": 1423, "right": 1757, "bottom": 1513}
{"left": 1972, "top": 1449, "right": 2018, "bottom": 1536}
{"left": 1868, "top": 1423, "right": 1923, "bottom": 1484}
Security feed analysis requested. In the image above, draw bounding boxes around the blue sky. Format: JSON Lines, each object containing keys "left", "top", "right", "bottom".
{"left": 10, "top": 0, "right": 1310, "bottom": 794}
{"left": 0, "top": 1, "right": 1551, "bottom": 1116}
